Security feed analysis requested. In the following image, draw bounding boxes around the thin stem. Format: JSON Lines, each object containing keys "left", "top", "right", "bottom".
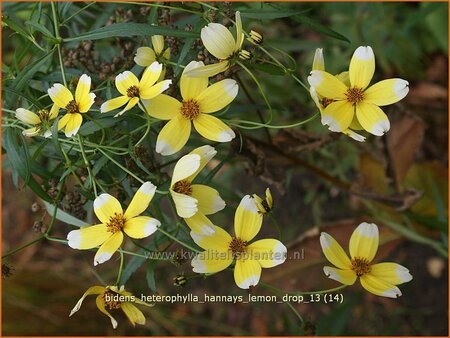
{"left": 260, "top": 282, "right": 347, "bottom": 295}
{"left": 61, "top": 2, "right": 96, "bottom": 25}
{"left": 291, "top": 74, "right": 310, "bottom": 93}
{"left": 157, "top": 226, "right": 201, "bottom": 253}
{"left": 2, "top": 236, "right": 45, "bottom": 259}
{"left": 78, "top": 134, "right": 98, "bottom": 197}
{"left": 226, "top": 112, "right": 319, "bottom": 130}
{"left": 116, "top": 249, "right": 124, "bottom": 285}
{"left": 50, "top": 2, "right": 67, "bottom": 87}
{"left": 135, "top": 102, "right": 152, "bottom": 148}
{"left": 268, "top": 213, "right": 282, "bottom": 242}
{"left": 98, "top": 148, "right": 144, "bottom": 184}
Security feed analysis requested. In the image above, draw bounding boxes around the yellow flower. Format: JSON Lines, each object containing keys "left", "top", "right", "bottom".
{"left": 144, "top": 61, "right": 237, "bottom": 156}
{"left": 134, "top": 35, "right": 171, "bottom": 67}
{"left": 184, "top": 11, "right": 245, "bottom": 78}
{"left": 170, "top": 145, "right": 225, "bottom": 235}
{"left": 308, "top": 46, "right": 409, "bottom": 137}
{"left": 100, "top": 61, "right": 171, "bottom": 117}
{"left": 15, "top": 104, "right": 60, "bottom": 137}
{"left": 48, "top": 74, "right": 95, "bottom": 137}
{"left": 320, "top": 222, "right": 413, "bottom": 298}
{"left": 191, "top": 195, "right": 287, "bottom": 289}
{"left": 252, "top": 188, "right": 273, "bottom": 214}
{"left": 70, "top": 285, "right": 151, "bottom": 329}
{"left": 67, "top": 182, "right": 160, "bottom": 266}
{"left": 309, "top": 48, "right": 365, "bottom": 142}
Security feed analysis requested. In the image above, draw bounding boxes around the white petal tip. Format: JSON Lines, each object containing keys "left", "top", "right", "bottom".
{"left": 218, "top": 130, "right": 235, "bottom": 142}
{"left": 67, "top": 230, "right": 81, "bottom": 248}
{"left": 354, "top": 46, "right": 374, "bottom": 60}
{"left": 307, "top": 70, "right": 323, "bottom": 87}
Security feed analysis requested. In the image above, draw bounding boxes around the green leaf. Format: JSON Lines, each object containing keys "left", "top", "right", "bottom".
{"left": 248, "top": 62, "right": 286, "bottom": 76}
{"left": 293, "top": 15, "right": 350, "bottom": 43}
{"left": 2, "top": 87, "right": 42, "bottom": 108}
{"left": 2, "top": 127, "right": 31, "bottom": 185}
{"left": 64, "top": 23, "right": 197, "bottom": 42}
{"left": 11, "top": 50, "right": 54, "bottom": 93}
{"left": 175, "top": 38, "right": 195, "bottom": 76}
{"left": 25, "top": 20, "right": 54, "bottom": 39}
{"left": 120, "top": 249, "right": 148, "bottom": 285}
{"left": 240, "top": 9, "right": 308, "bottom": 20}
{"left": 43, "top": 200, "right": 89, "bottom": 227}
{"left": 146, "top": 261, "right": 157, "bottom": 292}
{"left": 78, "top": 117, "right": 117, "bottom": 136}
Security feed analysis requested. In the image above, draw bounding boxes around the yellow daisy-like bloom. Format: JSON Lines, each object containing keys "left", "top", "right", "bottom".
{"left": 252, "top": 188, "right": 273, "bottom": 214}
{"left": 184, "top": 11, "right": 245, "bottom": 78}
{"left": 134, "top": 35, "right": 171, "bottom": 68}
{"left": 15, "top": 104, "right": 60, "bottom": 137}
{"left": 70, "top": 285, "right": 151, "bottom": 329}
{"left": 100, "top": 61, "right": 172, "bottom": 117}
{"left": 48, "top": 74, "right": 95, "bottom": 137}
{"left": 143, "top": 61, "right": 237, "bottom": 156}
{"left": 170, "top": 145, "right": 225, "bottom": 235}
{"left": 308, "top": 46, "right": 409, "bottom": 137}
{"left": 191, "top": 195, "right": 287, "bottom": 289}
{"left": 309, "top": 48, "right": 366, "bottom": 142}
{"left": 320, "top": 222, "right": 413, "bottom": 298}
{"left": 67, "top": 182, "right": 160, "bottom": 266}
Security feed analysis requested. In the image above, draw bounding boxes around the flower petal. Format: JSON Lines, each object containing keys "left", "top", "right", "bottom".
{"left": 121, "top": 302, "right": 146, "bottom": 327}
{"left": 48, "top": 83, "right": 74, "bottom": 108}
{"left": 69, "top": 286, "right": 106, "bottom": 317}
{"left": 312, "top": 48, "right": 325, "bottom": 71}
{"left": 308, "top": 70, "right": 347, "bottom": 100}
{"left": 93, "top": 193, "right": 123, "bottom": 224}
{"left": 171, "top": 153, "right": 201, "bottom": 184}
{"left": 49, "top": 104, "right": 60, "bottom": 119}
{"left": 193, "top": 114, "right": 235, "bottom": 142}
{"left": 192, "top": 249, "right": 233, "bottom": 274}
{"left": 201, "top": 22, "right": 235, "bottom": 59}
{"left": 234, "top": 11, "right": 244, "bottom": 51}
{"left": 156, "top": 114, "right": 191, "bottom": 156}
{"left": 67, "top": 224, "right": 110, "bottom": 249}
{"left": 185, "top": 145, "right": 217, "bottom": 182}
{"left": 196, "top": 79, "right": 238, "bottom": 113}
{"left": 322, "top": 100, "right": 354, "bottom": 132}
{"left": 139, "top": 61, "right": 163, "bottom": 89}
{"left": 319, "top": 232, "right": 352, "bottom": 269}
{"left": 180, "top": 61, "right": 209, "bottom": 101}
{"left": 343, "top": 129, "right": 366, "bottom": 142}
{"left": 246, "top": 239, "right": 287, "bottom": 268}
{"left": 190, "top": 224, "right": 231, "bottom": 251}
{"left": 349, "top": 222, "right": 379, "bottom": 262}
{"left": 57, "top": 113, "right": 71, "bottom": 130}
{"left": 360, "top": 274, "right": 402, "bottom": 298}
{"left": 75, "top": 74, "right": 94, "bottom": 112}
{"left": 94, "top": 231, "right": 124, "bottom": 266}
{"left": 356, "top": 101, "right": 391, "bottom": 136}
{"left": 184, "top": 212, "right": 216, "bottom": 236}
{"left": 369, "top": 262, "right": 413, "bottom": 285}
{"left": 123, "top": 216, "right": 160, "bottom": 239}
{"left": 349, "top": 46, "right": 375, "bottom": 89}
{"left": 114, "top": 97, "right": 139, "bottom": 117}
{"left": 191, "top": 184, "right": 225, "bottom": 215}
{"left": 139, "top": 80, "right": 172, "bottom": 100}
{"left": 23, "top": 127, "right": 39, "bottom": 137}
{"left": 115, "top": 71, "right": 139, "bottom": 96}
{"left": 16, "top": 108, "right": 40, "bottom": 125}
{"left": 100, "top": 96, "right": 129, "bottom": 113}
{"left": 234, "top": 195, "right": 262, "bottom": 242}
{"left": 171, "top": 190, "right": 198, "bottom": 218}
{"left": 95, "top": 295, "right": 118, "bottom": 329}
{"left": 134, "top": 47, "right": 156, "bottom": 67}
{"left": 142, "top": 94, "right": 181, "bottom": 120}
{"left": 64, "top": 113, "right": 83, "bottom": 137}
{"left": 183, "top": 61, "right": 229, "bottom": 78}
{"left": 151, "top": 35, "right": 165, "bottom": 54}
{"left": 124, "top": 181, "right": 157, "bottom": 219}
{"left": 364, "top": 79, "right": 409, "bottom": 106}
{"left": 234, "top": 258, "right": 262, "bottom": 289}
{"left": 323, "top": 266, "right": 357, "bottom": 285}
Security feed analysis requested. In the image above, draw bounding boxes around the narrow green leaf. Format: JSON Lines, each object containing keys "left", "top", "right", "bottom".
{"left": 248, "top": 62, "right": 286, "bottom": 76}
{"left": 240, "top": 9, "right": 308, "bottom": 20}
{"left": 25, "top": 20, "right": 54, "bottom": 39}
{"left": 78, "top": 117, "right": 117, "bottom": 136}
{"left": 2, "top": 127, "right": 31, "bottom": 184}
{"left": 64, "top": 23, "right": 197, "bottom": 42}
{"left": 43, "top": 201, "right": 89, "bottom": 227}
{"left": 146, "top": 261, "right": 157, "bottom": 292}
{"left": 175, "top": 38, "right": 195, "bottom": 76}
{"left": 11, "top": 50, "right": 54, "bottom": 93}
{"left": 120, "top": 250, "right": 148, "bottom": 285}
{"left": 293, "top": 15, "right": 350, "bottom": 43}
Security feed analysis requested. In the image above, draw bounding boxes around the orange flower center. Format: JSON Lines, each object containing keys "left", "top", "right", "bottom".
{"left": 320, "top": 97, "right": 335, "bottom": 109}
{"left": 180, "top": 99, "right": 200, "bottom": 120}
{"left": 103, "top": 290, "right": 122, "bottom": 310}
{"left": 106, "top": 212, "right": 126, "bottom": 234}
{"left": 127, "top": 85, "right": 140, "bottom": 98}
{"left": 351, "top": 257, "right": 371, "bottom": 277}
{"left": 345, "top": 87, "right": 364, "bottom": 104}
{"left": 172, "top": 180, "right": 192, "bottom": 196}
{"left": 66, "top": 100, "right": 79, "bottom": 114}
{"left": 229, "top": 237, "right": 247, "bottom": 258}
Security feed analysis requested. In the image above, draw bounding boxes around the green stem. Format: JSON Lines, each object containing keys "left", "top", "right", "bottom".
{"left": 260, "top": 282, "right": 348, "bottom": 295}
{"left": 78, "top": 134, "right": 98, "bottom": 197}
{"left": 157, "top": 226, "right": 201, "bottom": 253}
{"left": 135, "top": 101, "right": 152, "bottom": 148}
{"left": 50, "top": 2, "right": 67, "bottom": 87}
{"left": 291, "top": 74, "right": 310, "bottom": 93}
{"left": 61, "top": 2, "right": 96, "bottom": 25}
{"left": 268, "top": 213, "right": 282, "bottom": 242}
{"left": 2, "top": 236, "right": 45, "bottom": 259}
{"left": 98, "top": 148, "right": 144, "bottom": 184}
{"left": 226, "top": 112, "right": 319, "bottom": 130}
{"left": 116, "top": 249, "right": 125, "bottom": 285}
